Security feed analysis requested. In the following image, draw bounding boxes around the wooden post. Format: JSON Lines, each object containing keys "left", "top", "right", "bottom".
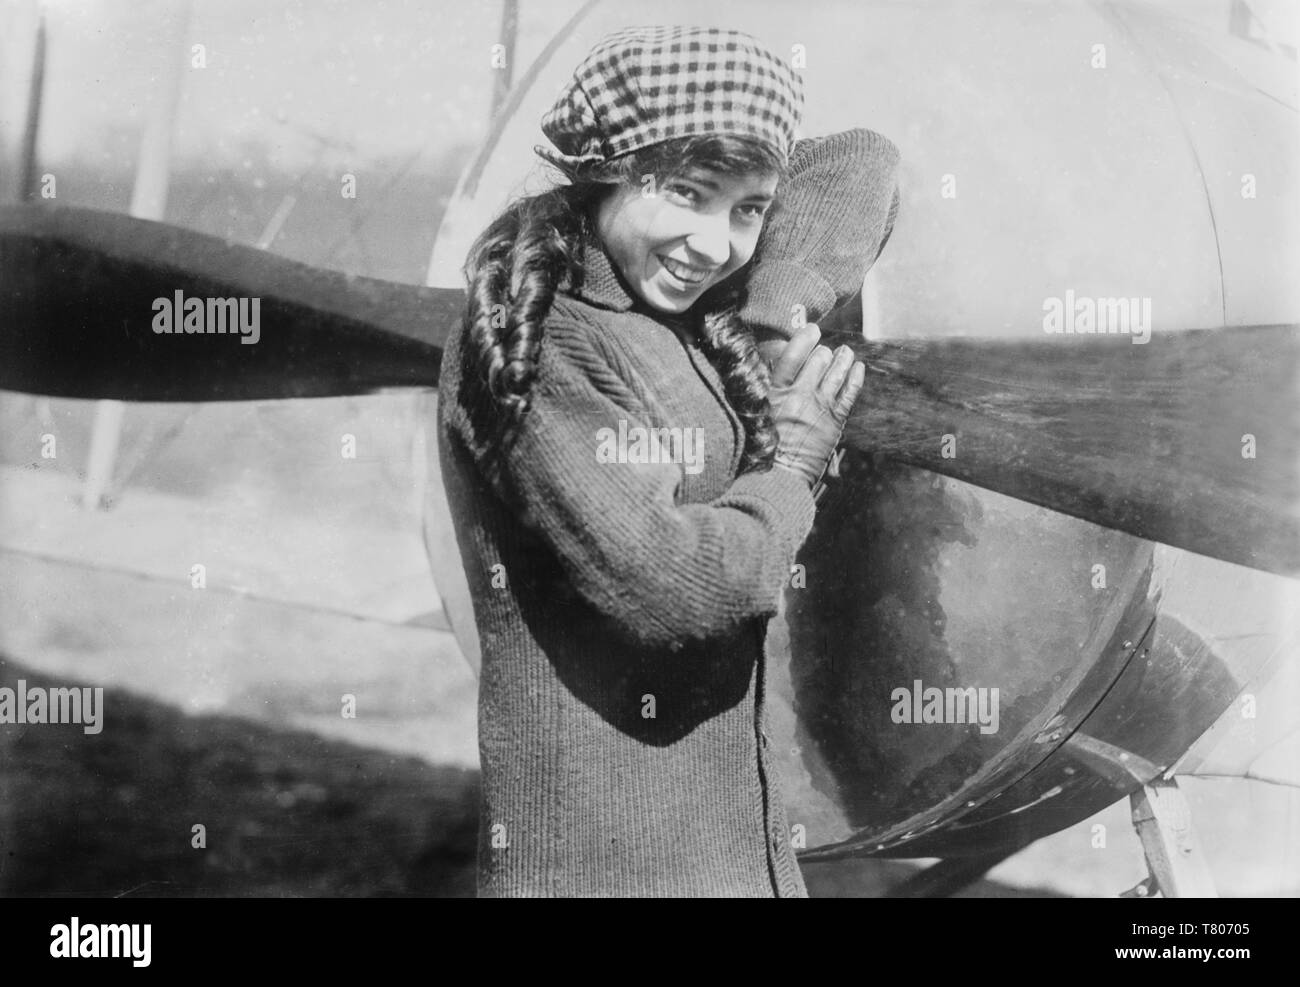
{"left": 84, "top": 0, "right": 193, "bottom": 510}
{"left": 18, "top": 10, "right": 46, "bottom": 204}
{"left": 81, "top": 400, "right": 125, "bottom": 509}
{"left": 127, "top": 3, "right": 192, "bottom": 222}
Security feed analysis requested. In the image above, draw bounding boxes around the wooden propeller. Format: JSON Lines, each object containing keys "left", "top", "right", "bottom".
{"left": 2, "top": 205, "right": 1296, "bottom": 576}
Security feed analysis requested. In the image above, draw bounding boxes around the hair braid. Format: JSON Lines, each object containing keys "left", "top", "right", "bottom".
{"left": 698, "top": 296, "right": 778, "bottom": 473}
{"left": 460, "top": 187, "right": 589, "bottom": 452}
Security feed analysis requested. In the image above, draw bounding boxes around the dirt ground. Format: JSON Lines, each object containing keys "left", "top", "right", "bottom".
{"left": 0, "top": 656, "right": 479, "bottom": 898}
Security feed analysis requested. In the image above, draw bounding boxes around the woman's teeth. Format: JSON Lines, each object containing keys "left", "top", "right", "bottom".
{"left": 659, "top": 256, "right": 710, "bottom": 285}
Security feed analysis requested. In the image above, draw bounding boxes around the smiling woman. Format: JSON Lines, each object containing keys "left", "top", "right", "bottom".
{"left": 596, "top": 168, "right": 779, "bottom": 313}
{"left": 436, "top": 24, "right": 898, "bottom": 897}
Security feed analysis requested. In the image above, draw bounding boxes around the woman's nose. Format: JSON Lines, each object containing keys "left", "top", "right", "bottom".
{"left": 684, "top": 212, "right": 732, "bottom": 267}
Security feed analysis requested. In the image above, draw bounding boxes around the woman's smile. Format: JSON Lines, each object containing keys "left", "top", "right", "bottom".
{"left": 656, "top": 254, "right": 717, "bottom": 288}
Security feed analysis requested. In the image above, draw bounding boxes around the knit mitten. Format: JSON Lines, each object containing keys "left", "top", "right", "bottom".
{"left": 740, "top": 128, "right": 901, "bottom": 339}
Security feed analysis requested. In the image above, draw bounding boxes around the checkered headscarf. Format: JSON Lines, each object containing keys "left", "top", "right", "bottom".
{"left": 536, "top": 26, "right": 805, "bottom": 172}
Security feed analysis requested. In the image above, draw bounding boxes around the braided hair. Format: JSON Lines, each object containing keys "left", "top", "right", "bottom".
{"left": 460, "top": 134, "right": 785, "bottom": 475}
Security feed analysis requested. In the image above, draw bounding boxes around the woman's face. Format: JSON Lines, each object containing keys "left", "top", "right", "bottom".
{"left": 595, "top": 166, "right": 779, "bottom": 315}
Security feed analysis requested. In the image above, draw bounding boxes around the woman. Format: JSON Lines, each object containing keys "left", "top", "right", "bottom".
{"left": 438, "top": 25, "right": 899, "bottom": 897}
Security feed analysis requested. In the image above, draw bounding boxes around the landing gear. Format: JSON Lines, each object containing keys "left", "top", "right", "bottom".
{"left": 1122, "top": 778, "right": 1218, "bottom": 898}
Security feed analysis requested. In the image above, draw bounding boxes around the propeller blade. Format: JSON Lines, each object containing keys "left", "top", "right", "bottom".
{"left": 0, "top": 205, "right": 454, "bottom": 401}
{"left": 824, "top": 326, "right": 1299, "bottom": 578}
{"left": 2, "top": 205, "right": 1296, "bottom": 575}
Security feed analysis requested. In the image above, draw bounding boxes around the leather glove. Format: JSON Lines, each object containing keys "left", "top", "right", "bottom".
{"left": 740, "top": 127, "right": 901, "bottom": 354}
{"left": 769, "top": 324, "right": 865, "bottom": 488}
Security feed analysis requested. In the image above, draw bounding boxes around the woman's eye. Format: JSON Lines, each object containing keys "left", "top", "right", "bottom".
{"left": 664, "top": 183, "right": 699, "bottom": 205}
{"left": 737, "top": 203, "right": 768, "bottom": 221}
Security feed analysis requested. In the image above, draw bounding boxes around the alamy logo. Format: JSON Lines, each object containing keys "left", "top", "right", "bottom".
{"left": 152, "top": 290, "right": 261, "bottom": 344}
{"left": 890, "top": 679, "right": 1000, "bottom": 735}
{"left": 50, "top": 918, "right": 151, "bottom": 967}
{"left": 1043, "top": 290, "right": 1151, "bottom": 344}
{"left": 0, "top": 679, "right": 103, "bottom": 734}
{"left": 595, "top": 419, "right": 704, "bottom": 476}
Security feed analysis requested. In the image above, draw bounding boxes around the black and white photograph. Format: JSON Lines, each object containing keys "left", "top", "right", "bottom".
{"left": 0, "top": 0, "right": 1297, "bottom": 928}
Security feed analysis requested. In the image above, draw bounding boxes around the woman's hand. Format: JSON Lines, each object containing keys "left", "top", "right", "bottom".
{"left": 768, "top": 323, "right": 864, "bottom": 489}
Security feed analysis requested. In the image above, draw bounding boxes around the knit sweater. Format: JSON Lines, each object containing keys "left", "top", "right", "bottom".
{"left": 438, "top": 239, "right": 818, "bottom": 897}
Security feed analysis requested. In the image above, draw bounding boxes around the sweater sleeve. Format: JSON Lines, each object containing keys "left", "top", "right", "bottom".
{"left": 739, "top": 127, "right": 901, "bottom": 337}
{"left": 486, "top": 320, "right": 817, "bottom": 650}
